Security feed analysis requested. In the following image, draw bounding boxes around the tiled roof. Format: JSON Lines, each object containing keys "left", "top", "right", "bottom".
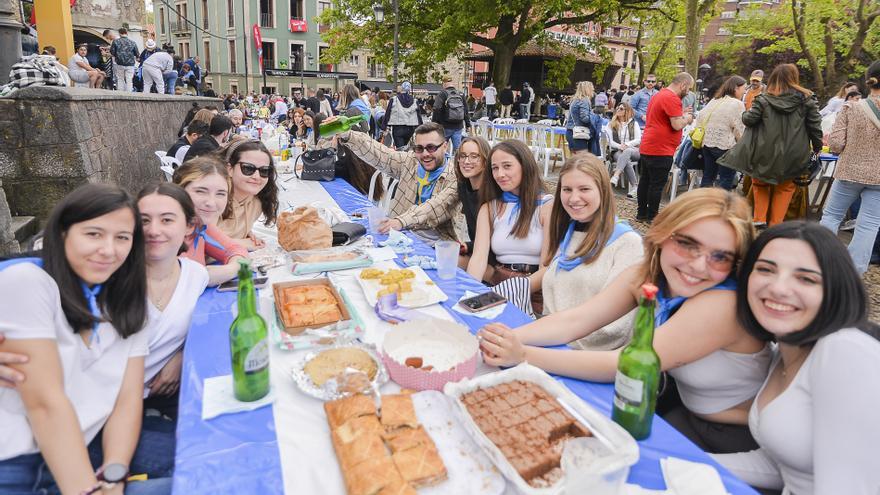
{"left": 468, "top": 40, "right": 605, "bottom": 63}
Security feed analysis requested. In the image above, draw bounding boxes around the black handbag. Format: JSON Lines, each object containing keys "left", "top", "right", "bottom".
{"left": 294, "top": 148, "right": 337, "bottom": 181}
{"left": 793, "top": 153, "right": 822, "bottom": 187}
{"left": 331, "top": 222, "right": 366, "bottom": 246}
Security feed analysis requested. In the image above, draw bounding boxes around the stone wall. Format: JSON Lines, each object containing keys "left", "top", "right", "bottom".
{"left": 0, "top": 86, "right": 219, "bottom": 219}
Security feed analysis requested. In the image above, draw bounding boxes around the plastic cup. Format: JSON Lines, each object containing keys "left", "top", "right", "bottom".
{"left": 434, "top": 241, "right": 459, "bottom": 280}
{"left": 367, "top": 206, "right": 387, "bottom": 234}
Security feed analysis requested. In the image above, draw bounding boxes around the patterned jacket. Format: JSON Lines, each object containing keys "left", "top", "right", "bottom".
{"left": 336, "top": 131, "right": 458, "bottom": 241}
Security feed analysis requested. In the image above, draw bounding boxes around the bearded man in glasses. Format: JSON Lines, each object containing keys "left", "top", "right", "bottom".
{"left": 629, "top": 74, "right": 659, "bottom": 129}
{"left": 329, "top": 121, "right": 458, "bottom": 244}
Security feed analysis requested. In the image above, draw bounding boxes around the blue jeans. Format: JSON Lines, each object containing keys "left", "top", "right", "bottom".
{"left": 444, "top": 127, "right": 463, "bottom": 153}
{"left": 700, "top": 146, "right": 736, "bottom": 190}
{"left": 819, "top": 179, "right": 880, "bottom": 274}
{"left": 163, "top": 72, "right": 177, "bottom": 95}
{"left": 565, "top": 129, "right": 589, "bottom": 152}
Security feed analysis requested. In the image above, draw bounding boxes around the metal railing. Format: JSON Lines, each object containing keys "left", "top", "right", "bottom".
{"left": 170, "top": 20, "right": 191, "bottom": 33}
{"left": 260, "top": 13, "right": 273, "bottom": 27}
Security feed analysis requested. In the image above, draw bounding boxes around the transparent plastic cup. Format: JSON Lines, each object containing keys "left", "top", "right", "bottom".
{"left": 434, "top": 241, "right": 459, "bottom": 280}
{"left": 367, "top": 206, "right": 387, "bottom": 234}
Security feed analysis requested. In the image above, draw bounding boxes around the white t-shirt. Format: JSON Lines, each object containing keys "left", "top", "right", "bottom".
{"left": 0, "top": 263, "right": 149, "bottom": 461}
{"left": 484, "top": 86, "right": 497, "bottom": 105}
{"left": 142, "top": 258, "right": 209, "bottom": 397}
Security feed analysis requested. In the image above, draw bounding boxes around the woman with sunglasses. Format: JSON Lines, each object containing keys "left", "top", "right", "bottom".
{"left": 0, "top": 184, "right": 172, "bottom": 495}
{"left": 467, "top": 140, "right": 553, "bottom": 312}
{"left": 480, "top": 188, "right": 772, "bottom": 454}
{"left": 172, "top": 156, "right": 248, "bottom": 286}
{"left": 605, "top": 102, "right": 641, "bottom": 198}
{"left": 216, "top": 140, "right": 279, "bottom": 251}
{"left": 713, "top": 222, "right": 880, "bottom": 494}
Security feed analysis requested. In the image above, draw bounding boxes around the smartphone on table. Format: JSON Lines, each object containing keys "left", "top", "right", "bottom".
{"left": 459, "top": 292, "right": 507, "bottom": 312}
{"left": 217, "top": 276, "right": 269, "bottom": 292}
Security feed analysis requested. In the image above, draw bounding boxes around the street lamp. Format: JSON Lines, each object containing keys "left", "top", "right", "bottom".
{"left": 697, "top": 63, "right": 711, "bottom": 109}
{"left": 298, "top": 51, "right": 313, "bottom": 94}
{"left": 373, "top": 2, "right": 398, "bottom": 87}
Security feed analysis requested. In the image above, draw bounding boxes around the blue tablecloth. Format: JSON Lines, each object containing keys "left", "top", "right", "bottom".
{"left": 173, "top": 178, "right": 757, "bottom": 494}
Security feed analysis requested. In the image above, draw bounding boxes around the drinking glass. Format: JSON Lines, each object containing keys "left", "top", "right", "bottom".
{"left": 434, "top": 241, "right": 459, "bottom": 280}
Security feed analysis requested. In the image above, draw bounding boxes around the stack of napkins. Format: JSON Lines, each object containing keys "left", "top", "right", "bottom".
{"left": 202, "top": 375, "right": 276, "bottom": 420}
{"left": 621, "top": 457, "right": 730, "bottom": 495}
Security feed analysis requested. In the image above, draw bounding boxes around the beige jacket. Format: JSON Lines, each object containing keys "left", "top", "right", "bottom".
{"left": 830, "top": 97, "right": 880, "bottom": 186}
{"left": 337, "top": 131, "right": 459, "bottom": 241}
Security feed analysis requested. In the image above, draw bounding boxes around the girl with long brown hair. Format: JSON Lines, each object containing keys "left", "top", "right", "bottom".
{"left": 606, "top": 101, "right": 642, "bottom": 197}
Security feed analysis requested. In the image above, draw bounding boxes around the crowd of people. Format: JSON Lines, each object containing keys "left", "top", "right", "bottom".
{"left": 0, "top": 52, "right": 879, "bottom": 495}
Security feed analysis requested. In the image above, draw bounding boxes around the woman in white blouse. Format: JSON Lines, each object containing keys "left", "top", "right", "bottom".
{"left": 714, "top": 221, "right": 880, "bottom": 494}
{"left": 696, "top": 75, "right": 746, "bottom": 190}
{"left": 605, "top": 102, "right": 642, "bottom": 198}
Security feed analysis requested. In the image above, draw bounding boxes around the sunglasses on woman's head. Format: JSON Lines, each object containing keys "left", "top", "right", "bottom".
{"left": 238, "top": 162, "right": 273, "bottom": 178}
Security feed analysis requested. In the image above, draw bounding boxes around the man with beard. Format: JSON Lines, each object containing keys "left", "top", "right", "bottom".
{"left": 636, "top": 72, "right": 695, "bottom": 222}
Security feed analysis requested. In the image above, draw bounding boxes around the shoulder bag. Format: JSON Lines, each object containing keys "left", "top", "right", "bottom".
{"left": 571, "top": 100, "right": 591, "bottom": 140}
{"left": 294, "top": 148, "right": 337, "bottom": 182}
{"left": 689, "top": 101, "right": 717, "bottom": 149}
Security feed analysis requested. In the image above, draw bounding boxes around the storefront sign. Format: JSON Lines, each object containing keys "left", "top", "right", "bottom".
{"left": 264, "top": 69, "right": 358, "bottom": 80}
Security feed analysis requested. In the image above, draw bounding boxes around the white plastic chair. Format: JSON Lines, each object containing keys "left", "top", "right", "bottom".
{"left": 532, "top": 124, "right": 564, "bottom": 178}
{"left": 154, "top": 150, "right": 167, "bottom": 159}
{"left": 368, "top": 170, "right": 400, "bottom": 214}
{"left": 158, "top": 155, "right": 180, "bottom": 182}
{"left": 474, "top": 118, "right": 493, "bottom": 144}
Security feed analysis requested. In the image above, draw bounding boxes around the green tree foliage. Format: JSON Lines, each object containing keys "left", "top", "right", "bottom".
{"left": 543, "top": 55, "right": 577, "bottom": 90}
{"left": 317, "top": 0, "right": 659, "bottom": 88}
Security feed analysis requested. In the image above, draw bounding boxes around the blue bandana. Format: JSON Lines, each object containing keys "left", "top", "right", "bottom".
{"left": 554, "top": 220, "right": 635, "bottom": 272}
{"left": 654, "top": 277, "right": 737, "bottom": 328}
{"left": 415, "top": 161, "right": 446, "bottom": 205}
{"left": 500, "top": 191, "right": 550, "bottom": 220}
{"left": 192, "top": 225, "right": 227, "bottom": 252}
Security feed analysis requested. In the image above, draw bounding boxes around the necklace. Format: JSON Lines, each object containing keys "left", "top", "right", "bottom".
{"left": 148, "top": 262, "right": 180, "bottom": 311}
{"left": 780, "top": 349, "right": 810, "bottom": 378}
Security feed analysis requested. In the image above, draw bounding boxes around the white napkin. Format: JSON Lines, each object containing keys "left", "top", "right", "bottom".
{"left": 202, "top": 374, "right": 276, "bottom": 420}
{"left": 452, "top": 290, "right": 507, "bottom": 320}
{"left": 661, "top": 457, "right": 730, "bottom": 495}
{"left": 366, "top": 246, "right": 398, "bottom": 262}
{"left": 621, "top": 485, "right": 668, "bottom": 495}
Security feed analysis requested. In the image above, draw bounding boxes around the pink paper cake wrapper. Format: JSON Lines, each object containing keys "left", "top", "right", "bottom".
{"left": 381, "top": 318, "right": 479, "bottom": 391}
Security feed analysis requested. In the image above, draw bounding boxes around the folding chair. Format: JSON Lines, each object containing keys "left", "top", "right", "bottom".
{"left": 154, "top": 150, "right": 167, "bottom": 159}
{"left": 368, "top": 170, "right": 400, "bottom": 214}
{"left": 159, "top": 155, "right": 180, "bottom": 182}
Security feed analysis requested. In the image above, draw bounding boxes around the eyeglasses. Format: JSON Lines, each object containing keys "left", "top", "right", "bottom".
{"left": 238, "top": 162, "right": 273, "bottom": 178}
{"left": 616, "top": 106, "right": 625, "bottom": 111}
{"left": 667, "top": 233, "right": 736, "bottom": 271}
{"left": 412, "top": 143, "right": 444, "bottom": 154}
{"left": 457, "top": 152, "right": 481, "bottom": 162}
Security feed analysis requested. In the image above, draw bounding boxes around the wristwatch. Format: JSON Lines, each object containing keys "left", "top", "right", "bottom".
{"left": 80, "top": 464, "right": 130, "bottom": 495}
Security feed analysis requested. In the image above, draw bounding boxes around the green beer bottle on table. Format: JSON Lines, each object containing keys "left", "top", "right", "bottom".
{"left": 229, "top": 259, "right": 270, "bottom": 402}
{"left": 612, "top": 283, "right": 661, "bottom": 440}
{"left": 318, "top": 114, "right": 367, "bottom": 137}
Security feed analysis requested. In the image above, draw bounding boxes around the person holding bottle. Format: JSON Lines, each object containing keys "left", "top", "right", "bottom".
{"left": 713, "top": 222, "right": 880, "bottom": 494}
{"left": 479, "top": 188, "right": 772, "bottom": 453}
{"left": 172, "top": 156, "right": 248, "bottom": 286}
{"left": 217, "top": 139, "right": 279, "bottom": 251}
{"left": 0, "top": 184, "right": 171, "bottom": 495}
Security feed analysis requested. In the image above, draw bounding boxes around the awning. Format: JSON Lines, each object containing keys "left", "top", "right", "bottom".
{"left": 357, "top": 81, "right": 444, "bottom": 94}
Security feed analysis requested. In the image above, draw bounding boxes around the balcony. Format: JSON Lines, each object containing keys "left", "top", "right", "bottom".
{"left": 171, "top": 20, "right": 191, "bottom": 33}
{"left": 260, "top": 13, "right": 273, "bottom": 28}
{"left": 471, "top": 72, "right": 490, "bottom": 88}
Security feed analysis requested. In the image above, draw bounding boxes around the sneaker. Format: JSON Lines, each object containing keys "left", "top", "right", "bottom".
{"left": 610, "top": 173, "right": 620, "bottom": 187}
{"left": 841, "top": 219, "right": 856, "bottom": 232}
{"left": 627, "top": 184, "right": 638, "bottom": 198}
{"left": 753, "top": 221, "right": 768, "bottom": 230}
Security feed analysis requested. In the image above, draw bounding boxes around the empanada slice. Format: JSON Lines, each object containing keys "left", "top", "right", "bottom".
{"left": 324, "top": 394, "right": 377, "bottom": 429}
{"left": 383, "top": 426, "right": 433, "bottom": 454}
{"left": 343, "top": 455, "right": 399, "bottom": 495}
{"left": 380, "top": 394, "right": 419, "bottom": 431}
{"left": 333, "top": 415, "right": 383, "bottom": 444}
{"left": 336, "top": 433, "right": 387, "bottom": 471}
{"left": 390, "top": 444, "right": 447, "bottom": 488}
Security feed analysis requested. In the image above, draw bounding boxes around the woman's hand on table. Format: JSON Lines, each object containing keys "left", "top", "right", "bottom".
{"left": 378, "top": 218, "right": 403, "bottom": 234}
{"left": 247, "top": 232, "right": 265, "bottom": 250}
{"left": 0, "top": 332, "right": 28, "bottom": 388}
{"left": 148, "top": 350, "right": 183, "bottom": 397}
{"left": 478, "top": 323, "right": 526, "bottom": 367}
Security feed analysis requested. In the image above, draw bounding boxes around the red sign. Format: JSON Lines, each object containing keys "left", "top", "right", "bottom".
{"left": 253, "top": 24, "right": 263, "bottom": 69}
{"left": 289, "top": 19, "right": 308, "bottom": 32}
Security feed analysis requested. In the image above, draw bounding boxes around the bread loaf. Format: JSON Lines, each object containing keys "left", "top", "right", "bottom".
{"left": 278, "top": 206, "right": 332, "bottom": 251}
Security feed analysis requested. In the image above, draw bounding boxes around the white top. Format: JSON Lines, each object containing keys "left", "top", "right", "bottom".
{"left": 484, "top": 86, "right": 497, "bottom": 105}
{"left": 490, "top": 196, "right": 550, "bottom": 265}
{"left": 143, "top": 51, "right": 174, "bottom": 72}
{"left": 714, "top": 328, "right": 880, "bottom": 494}
{"left": 694, "top": 96, "right": 746, "bottom": 150}
{"left": 819, "top": 96, "right": 845, "bottom": 117}
{"left": 69, "top": 53, "right": 89, "bottom": 73}
{"left": 142, "top": 258, "right": 209, "bottom": 397}
{"left": 542, "top": 229, "right": 643, "bottom": 350}
{"left": 0, "top": 263, "right": 149, "bottom": 461}
{"left": 669, "top": 343, "right": 772, "bottom": 415}
{"left": 604, "top": 119, "right": 642, "bottom": 150}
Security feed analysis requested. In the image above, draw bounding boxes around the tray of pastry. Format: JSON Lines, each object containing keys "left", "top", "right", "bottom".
{"left": 356, "top": 266, "right": 448, "bottom": 308}
{"left": 443, "top": 363, "right": 639, "bottom": 495}
{"left": 291, "top": 344, "right": 389, "bottom": 401}
{"left": 273, "top": 278, "right": 352, "bottom": 336}
{"left": 323, "top": 391, "right": 505, "bottom": 495}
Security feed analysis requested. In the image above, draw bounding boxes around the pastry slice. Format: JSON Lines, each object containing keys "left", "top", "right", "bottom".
{"left": 383, "top": 426, "right": 433, "bottom": 454}
{"left": 390, "top": 443, "right": 447, "bottom": 488}
{"left": 376, "top": 473, "right": 418, "bottom": 495}
{"left": 283, "top": 304, "right": 314, "bottom": 327}
{"left": 324, "top": 394, "right": 377, "bottom": 429}
{"left": 343, "top": 455, "right": 399, "bottom": 495}
{"left": 336, "top": 433, "right": 387, "bottom": 471}
{"left": 312, "top": 303, "right": 342, "bottom": 325}
{"left": 281, "top": 288, "right": 308, "bottom": 305}
{"left": 380, "top": 394, "right": 419, "bottom": 431}
{"left": 334, "top": 415, "right": 383, "bottom": 444}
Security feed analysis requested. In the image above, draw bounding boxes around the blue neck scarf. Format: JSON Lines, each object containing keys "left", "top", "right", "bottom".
{"left": 500, "top": 191, "right": 549, "bottom": 220}
{"left": 654, "top": 276, "right": 737, "bottom": 328}
{"left": 192, "top": 224, "right": 227, "bottom": 252}
{"left": 415, "top": 161, "right": 446, "bottom": 205}
{"left": 555, "top": 220, "right": 635, "bottom": 272}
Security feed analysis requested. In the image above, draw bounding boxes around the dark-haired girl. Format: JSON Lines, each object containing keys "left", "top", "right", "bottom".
{"left": 0, "top": 184, "right": 170, "bottom": 494}
{"left": 714, "top": 221, "right": 880, "bottom": 494}
{"left": 217, "top": 139, "right": 279, "bottom": 250}
{"left": 137, "top": 183, "right": 209, "bottom": 410}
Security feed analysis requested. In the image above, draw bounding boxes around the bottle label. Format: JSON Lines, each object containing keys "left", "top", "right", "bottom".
{"left": 244, "top": 339, "right": 269, "bottom": 375}
{"left": 613, "top": 371, "right": 644, "bottom": 409}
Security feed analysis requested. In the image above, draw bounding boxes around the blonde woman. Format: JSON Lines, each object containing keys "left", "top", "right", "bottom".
{"left": 540, "top": 154, "right": 644, "bottom": 349}
{"left": 480, "top": 188, "right": 773, "bottom": 454}
{"left": 565, "top": 81, "right": 597, "bottom": 153}
{"left": 605, "top": 102, "right": 642, "bottom": 197}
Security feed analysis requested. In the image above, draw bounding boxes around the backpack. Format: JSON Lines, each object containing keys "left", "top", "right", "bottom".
{"left": 444, "top": 89, "right": 466, "bottom": 123}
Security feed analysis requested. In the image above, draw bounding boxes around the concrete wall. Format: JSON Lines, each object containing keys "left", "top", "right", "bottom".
{"left": 0, "top": 86, "right": 219, "bottom": 219}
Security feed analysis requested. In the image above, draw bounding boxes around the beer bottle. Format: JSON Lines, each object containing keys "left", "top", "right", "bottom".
{"left": 318, "top": 114, "right": 367, "bottom": 137}
{"left": 612, "top": 283, "right": 661, "bottom": 440}
{"left": 229, "top": 259, "right": 270, "bottom": 401}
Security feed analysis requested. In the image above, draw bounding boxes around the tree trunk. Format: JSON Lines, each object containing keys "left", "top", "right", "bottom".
{"left": 491, "top": 43, "right": 515, "bottom": 90}
{"left": 635, "top": 19, "right": 646, "bottom": 83}
{"left": 650, "top": 21, "right": 679, "bottom": 76}
{"left": 791, "top": 0, "right": 825, "bottom": 97}
{"left": 684, "top": 0, "right": 702, "bottom": 78}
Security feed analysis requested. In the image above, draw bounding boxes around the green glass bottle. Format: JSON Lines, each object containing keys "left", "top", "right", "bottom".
{"left": 318, "top": 114, "right": 367, "bottom": 137}
{"left": 229, "top": 259, "right": 270, "bottom": 402}
{"left": 612, "top": 283, "right": 661, "bottom": 440}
